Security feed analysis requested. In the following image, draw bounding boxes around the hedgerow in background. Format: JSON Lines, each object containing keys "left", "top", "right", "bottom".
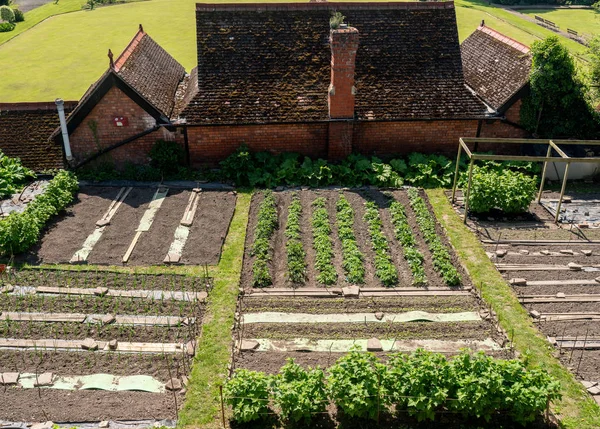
{"left": 311, "top": 197, "right": 337, "bottom": 285}
{"left": 466, "top": 167, "right": 538, "bottom": 214}
{"left": 0, "top": 170, "right": 78, "bottom": 255}
{"left": 223, "top": 369, "right": 271, "bottom": 423}
{"left": 251, "top": 191, "right": 278, "bottom": 287}
{"left": 363, "top": 201, "right": 398, "bottom": 286}
{"left": 272, "top": 359, "right": 328, "bottom": 424}
{"left": 407, "top": 188, "right": 461, "bottom": 286}
{"left": 336, "top": 194, "right": 365, "bottom": 284}
{"left": 389, "top": 200, "right": 427, "bottom": 285}
{"left": 285, "top": 193, "right": 306, "bottom": 284}
{"left": 0, "top": 5, "right": 14, "bottom": 22}
{"left": 0, "top": 150, "right": 35, "bottom": 198}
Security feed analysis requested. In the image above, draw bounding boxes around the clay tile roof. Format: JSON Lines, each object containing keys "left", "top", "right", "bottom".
{"left": 182, "top": 2, "right": 487, "bottom": 125}
{"left": 0, "top": 102, "right": 76, "bottom": 171}
{"left": 114, "top": 30, "right": 186, "bottom": 117}
{"left": 461, "top": 25, "right": 531, "bottom": 111}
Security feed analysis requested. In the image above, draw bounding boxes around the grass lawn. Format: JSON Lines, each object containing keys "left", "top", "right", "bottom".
{"left": 0, "top": 0, "right": 596, "bottom": 103}
{"left": 521, "top": 8, "right": 600, "bottom": 39}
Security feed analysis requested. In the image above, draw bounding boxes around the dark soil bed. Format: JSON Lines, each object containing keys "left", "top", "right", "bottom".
{"left": 241, "top": 296, "right": 478, "bottom": 314}
{"left": 242, "top": 321, "right": 498, "bottom": 342}
{"left": 502, "top": 270, "right": 600, "bottom": 282}
{"left": 180, "top": 191, "right": 237, "bottom": 265}
{"left": 30, "top": 187, "right": 122, "bottom": 264}
{"left": 535, "top": 320, "right": 600, "bottom": 339}
{"left": 557, "top": 349, "right": 600, "bottom": 382}
{"left": 0, "top": 389, "right": 177, "bottom": 422}
{"left": 513, "top": 284, "right": 600, "bottom": 296}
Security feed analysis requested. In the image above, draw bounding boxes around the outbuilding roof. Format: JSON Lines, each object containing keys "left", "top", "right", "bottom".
{"left": 181, "top": 2, "right": 487, "bottom": 125}
{"left": 461, "top": 24, "right": 531, "bottom": 112}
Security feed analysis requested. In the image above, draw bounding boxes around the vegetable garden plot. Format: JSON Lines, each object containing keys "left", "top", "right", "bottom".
{"left": 28, "top": 187, "right": 236, "bottom": 266}
{"left": 240, "top": 189, "right": 469, "bottom": 290}
{"left": 0, "top": 269, "right": 208, "bottom": 422}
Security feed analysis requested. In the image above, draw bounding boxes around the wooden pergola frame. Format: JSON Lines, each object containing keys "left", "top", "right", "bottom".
{"left": 451, "top": 138, "right": 600, "bottom": 224}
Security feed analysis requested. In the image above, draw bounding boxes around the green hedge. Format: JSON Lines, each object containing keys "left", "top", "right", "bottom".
{"left": 0, "top": 170, "right": 78, "bottom": 255}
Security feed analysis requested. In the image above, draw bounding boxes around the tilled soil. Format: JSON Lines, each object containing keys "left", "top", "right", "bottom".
{"left": 513, "top": 284, "right": 600, "bottom": 296}
{"left": 272, "top": 192, "right": 292, "bottom": 288}
{"left": 242, "top": 321, "right": 498, "bottom": 342}
{"left": 536, "top": 320, "right": 600, "bottom": 338}
{"left": 180, "top": 191, "right": 237, "bottom": 265}
{"left": 241, "top": 296, "right": 479, "bottom": 314}
{"left": 88, "top": 187, "right": 155, "bottom": 265}
{"left": 240, "top": 192, "right": 263, "bottom": 289}
{"left": 127, "top": 189, "right": 191, "bottom": 266}
{"left": 0, "top": 350, "right": 187, "bottom": 382}
{"left": 557, "top": 349, "right": 600, "bottom": 382}
{"left": 0, "top": 390, "right": 177, "bottom": 422}
{"left": 30, "top": 187, "right": 122, "bottom": 264}
{"left": 4, "top": 270, "right": 206, "bottom": 292}
{"left": 501, "top": 270, "right": 600, "bottom": 282}
{"left": 526, "top": 302, "right": 600, "bottom": 313}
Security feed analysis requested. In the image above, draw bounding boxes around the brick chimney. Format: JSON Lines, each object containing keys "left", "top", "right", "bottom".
{"left": 328, "top": 26, "right": 359, "bottom": 119}
{"left": 327, "top": 25, "right": 358, "bottom": 160}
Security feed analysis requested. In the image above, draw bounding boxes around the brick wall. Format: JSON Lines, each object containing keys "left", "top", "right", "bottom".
{"left": 186, "top": 123, "right": 329, "bottom": 166}
{"left": 68, "top": 86, "right": 181, "bottom": 167}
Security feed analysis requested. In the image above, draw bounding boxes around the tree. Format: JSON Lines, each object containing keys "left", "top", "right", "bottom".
{"left": 589, "top": 35, "right": 600, "bottom": 101}
{"left": 520, "top": 36, "right": 598, "bottom": 139}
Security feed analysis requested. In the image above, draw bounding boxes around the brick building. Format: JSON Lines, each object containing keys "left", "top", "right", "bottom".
{"left": 1, "top": 3, "right": 534, "bottom": 171}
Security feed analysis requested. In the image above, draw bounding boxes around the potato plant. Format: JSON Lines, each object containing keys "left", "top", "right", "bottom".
{"left": 407, "top": 188, "right": 461, "bottom": 286}
{"left": 251, "top": 191, "right": 278, "bottom": 287}
{"left": 336, "top": 195, "right": 365, "bottom": 284}
{"left": 311, "top": 197, "right": 337, "bottom": 285}
{"left": 363, "top": 201, "right": 397, "bottom": 286}
{"left": 285, "top": 193, "right": 306, "bottom": 283}
{"left": 224, "top": 369, "right": 271, "bottom": 423}
{"left": 389, "top": 201, "right": 426, "bottom": 285}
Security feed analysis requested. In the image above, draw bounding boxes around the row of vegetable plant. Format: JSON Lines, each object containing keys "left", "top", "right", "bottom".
{"left": 251, "top": 190, "right": 278, "bottom": 287}
{"left": 407, "top": 188, "right": 461, "bottom": 286}
{"left": 311, "top": 197, "right": 337, "bottom": 285}
{"left": 389, "top": 200, "right": 427, "bottom": 286}
{"left": 0, "top": 170, "right": 78, "bottom": 255}
{"left": 336, "top": 195, "right": 365, "bottom": 284}
{"left": 363, "top": 201, "right": 397, "bottom": 286}
{"left": 284, "top": 193, "right": 306, "bottom": 283}
{"left": 225, "top": 349, "right": 560, "bottom": 425}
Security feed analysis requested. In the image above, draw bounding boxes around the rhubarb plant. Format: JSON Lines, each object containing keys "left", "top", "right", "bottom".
{"left": 311, "top": 197, "right": 337, "bottom": 285}
{"left": 389, "top": 201, "right": 427, "bottom": 285}
{"left": 251, "top": 190, "right": 278, "bottom": 287}
{"left": 363, "top": 201, "right": 397, "bottom": 286}
{"left": 407, "top": 188, "right": 460, "bottom": 286}
{"left": 285, "top": 193, "right": 306, "bottom": 283}
{"left": 336, "top": 195, "right": 365, "bottom": 284}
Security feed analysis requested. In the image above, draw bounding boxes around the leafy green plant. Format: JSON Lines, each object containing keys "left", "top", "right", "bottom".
{"left": 405, "top": 153, "right": 454, "bottom": 188}
{"left": 0, "top": 5, "right": 14, "bottom": 22}
{"left": 251, "top": 191, "right": 278, "bottom": 287}
{"left": 223, "top": 369, "right": 271, "bottom": 423}
{"left": 363, "top": 201, "right": 397, "bottom": 286}
{"left": 285, "top": 193, "right": 306, "bottom": 283}
{"left": 389, "top": 201, "right": 426, "bottom": 285}
{"left": 0, "top": 21, "right": 14, "bottom": 32}
{"left": 311, "top": 197, "right": 337, "bottom": 285}
{"left": 330, "top": 11, "right": 345, "bottom": 29}
{"left": 0, "top": 170, "right": 78, "bottom": 255}
{"left": 12, "top": 8, "right": 23, "bottom": 22}
{"left": 327, "top": 350, "right": 389, "bottom": 420}
{"left": 467, "top": 167, "right": 537, "bottom": 214}
{"left": 336, "top": 195, "right": 365, "bottom": 284}
{"left": 272, "top": 359, "right": 327, "bottom": 423}
{"left": 0, "top": 150, "right": 35, "bottom": 198}
{"left": 149, "top": 139, "right": 185, "bottom": 175}
{"left": 407, "top": 188, "right": 460, "bottom": 286}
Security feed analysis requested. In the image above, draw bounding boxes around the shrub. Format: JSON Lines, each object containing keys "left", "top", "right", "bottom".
{"left": 467, "top": 167, "right": 537, "bottom": 214}
{"left": 272, "top": 359, "right": 327, "bottom": 423}
{"left": 0, "top": 5, "right": 14, "bottom": 23}
{"left": 223, "top": 369, "right": 271, "bottom": 423}
{"left": 13, "top": 8, "right": 23, "bottom": 22}
{"left": 0, "top": 21, "right": 13, "bottom": 32}
{"left": 149, "top": 140, "right": 185, "bottom": 175}
{"left": 327, "top": 350, "right": 389, "bottom": 420}
{"left": 0, "top": 0, "right": 11, "bottom": 6}
{"left": 0, "top": 171, "right": 78, "bottom": 255}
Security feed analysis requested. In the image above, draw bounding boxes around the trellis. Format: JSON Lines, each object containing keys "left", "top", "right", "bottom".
{"left": 450, "top": 138, "right": 600, "bottom": 223}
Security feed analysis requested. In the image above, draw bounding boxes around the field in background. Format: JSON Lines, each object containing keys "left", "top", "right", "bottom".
{"left": 0, "top": 0, "right": 597, "bottom": 102}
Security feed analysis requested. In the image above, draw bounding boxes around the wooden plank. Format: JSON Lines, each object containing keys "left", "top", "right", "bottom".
{"left": 482, "top": 239, "right": 600, "bottom": 245}
{"left": 34, "top": 286, "right": 206, "bottom": 302}
{"left": 247, "top": 290, "right": 471, "bottom": 298}
{"left": 520, "top": 295, "right": 600, "bottom": 304}
{"left": 1, "top": 312, "right": 86, "bottom": 323}
{"left": 0, "top": 338, "right": 181, "bottom": 354}
{"left": 112, "top": 315, "right": 187, "bottom": 326}
{"left": 180, "top": 190, "right": 201, "bottom": 227}
{"left": 36, "top": 286, "right": 96, "bottom": 296}
{"left": 496, "top": 264, "right": 600, "bottom": 271}
{"left": 538, "top": 313, "right": 600, "bottom": 322}
{"left": 525, "top": 280, "right": 600, "bottom": 286}
{"left": 111, "top": 342, "right": 183, "bottom": 353}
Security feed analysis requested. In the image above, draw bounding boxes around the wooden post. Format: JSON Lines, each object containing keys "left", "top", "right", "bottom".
{"left": 451, "top": 143, "right": 463, "bottom": 204}
{"left": 554, "top": 162, "right": 571, "bottom": 224}
{"left": 220, "top": 384, "right": 226, "bottom": 428}
{"left": 463, "top": 159, "right": 475, "bottom": 224}
{"left": 537, "top": 144, "right": 553, "bottom": 203}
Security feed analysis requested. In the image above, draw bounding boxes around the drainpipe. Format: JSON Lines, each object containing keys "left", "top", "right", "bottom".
{"left": 55, "top": 98, "right": 73, "bottom": 161}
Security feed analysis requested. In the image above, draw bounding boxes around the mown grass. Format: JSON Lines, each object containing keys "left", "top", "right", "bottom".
{"left": 426, "top": 188, "right": 600, "bottom": 429}
{"left": 1, "top": 0, "right": 597, "bottom": 102}
{"left": 521, "top": 8, "right": 600, "bottom": 39}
